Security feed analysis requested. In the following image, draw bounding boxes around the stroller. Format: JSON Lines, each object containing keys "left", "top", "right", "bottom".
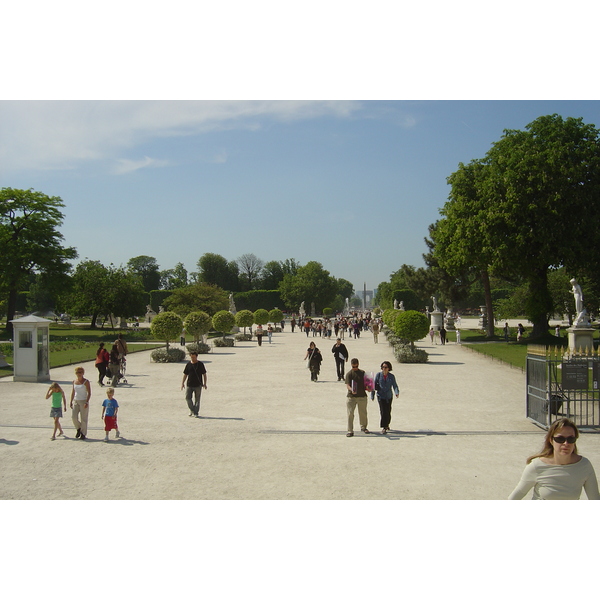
{"left": 105, "top": 357, "right": 128, "bottom": 386}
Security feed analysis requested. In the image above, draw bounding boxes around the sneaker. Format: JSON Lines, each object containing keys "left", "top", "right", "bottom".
{"left": 104, "top": 437, "right": 109, "bottom": 443}
{"left": 115, "top": 431, "right": 120, "bottom": 438}
{"left": 75, "top": 428, "right": 81, "bottom": 439}
{"left": 80, "top": 433, "right": 86, "bottom": 440}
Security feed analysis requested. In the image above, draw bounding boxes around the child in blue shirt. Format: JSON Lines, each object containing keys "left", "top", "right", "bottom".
{"left": 101, "top": 387, "right": 120, "bottom": 442}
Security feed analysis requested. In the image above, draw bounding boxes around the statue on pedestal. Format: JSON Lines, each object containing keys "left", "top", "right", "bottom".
{"left": 431, "top": 296, "right": 439, "bottom": 312}
{"left": 570, "top": 278, "right": 590, "bottom": 327}
{"left": 229, "top": 293, "right": 237, "bottom": 315}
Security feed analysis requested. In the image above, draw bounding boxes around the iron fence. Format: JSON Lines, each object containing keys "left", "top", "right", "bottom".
{"left": 526, "top": 345, "right": 600, "bottom": 429}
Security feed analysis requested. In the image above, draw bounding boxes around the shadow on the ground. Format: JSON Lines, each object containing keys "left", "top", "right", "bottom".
{"left": 0, "top": 438, "right": 19, "bottom": 445}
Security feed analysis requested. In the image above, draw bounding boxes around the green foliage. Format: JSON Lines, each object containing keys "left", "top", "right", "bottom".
{"left": 127, "top": 255, "right": 161, "bottom": 292}
{"left": 149, "top": 290, "right": 172, "bottom": 312}
{"left": 268, "top": 308, "right": 284, "bottom": 323}
{"left": 322, "top": 307, "right": 333, "bottom": 316}
{"left": 150, "top": 311, "right": 183, "bottom": 350}
{"left": 393, "top": 310, "right": 429, "bottom": 349}
{"left": 184, "top": 311, "right": 212, "bottom": 342}
{"left": 163, "top": 282, "right": 228, "bottom": 317}
{"left": 253, "top": 308, "right": 269, "bottom": 326}
{"left": 233, "top": 290, "right": 282, "bottom": 312}
{"left": 382, "top": 308, "right": 400, "bottom": 328}
{"left": 234, "top": 333, "right": 252, "bottom": 341}
{"left": 1, "top": 188, "right": 78, "bottom": 334}
{"left": 151, "top": 347, "right": 186, "bottom": 363}
{"left": 393, "top": 289, "right": 423, "bottom": 311}
{"left": 278, "top": 261, "right": 338, "bottom": 313}
{"left": 235, "top": 309, "right": 255, "bottom": 333}
{"left": 213, "top": 337, "right": 234, "bottom": 347}
{"left": 197, "top": 253, "right": 240, "bottom": 291}
{"left": 393, "top": 344, "right": 429, "bottom": 364}
{"left": 185, "top": 342, "right": 211, "bottom": 354}
{"left": 212, "top": 310, "right": 236, "bottom": 338}
{"left": 159, "top": 262, "right": 188, "bottom": 290}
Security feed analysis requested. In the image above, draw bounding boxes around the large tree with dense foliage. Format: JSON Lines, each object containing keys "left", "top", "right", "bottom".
{"left": 163, "top": 281, "right": 228, "bottom": 317}
{"left": 1, "top": 188, "right": 77, "bottom": 335}
{"left": 197, "top": 253, "right": 240, "bottom": 292}
{"left": 160, "top": 262, "right": 188, "bottom": 290}
{"left": 434, "top": 114, "right": 600, "bottom": 337}
{"left": 278, "top": 261, "right": 338, "bottom": 313}
{"left": 127, "top": 255, "right": 161, "bottom": 292}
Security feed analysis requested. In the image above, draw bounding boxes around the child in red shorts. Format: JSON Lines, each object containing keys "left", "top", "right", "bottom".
{"left": 101, "top": 387, "right": 120, "bottom": 442}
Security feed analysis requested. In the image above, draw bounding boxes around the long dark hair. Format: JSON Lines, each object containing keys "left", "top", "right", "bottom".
{"left": 96, "top": 342, "right": 105, "bottom": 357}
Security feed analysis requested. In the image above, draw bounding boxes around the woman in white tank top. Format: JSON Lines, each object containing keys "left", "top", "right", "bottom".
{"left": 70, "top": 367, "right": 91, "bottom": 440}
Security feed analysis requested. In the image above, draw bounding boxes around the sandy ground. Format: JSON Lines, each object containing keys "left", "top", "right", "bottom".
{"left": 2, "top": 318, "right": 599, "bottom": 501}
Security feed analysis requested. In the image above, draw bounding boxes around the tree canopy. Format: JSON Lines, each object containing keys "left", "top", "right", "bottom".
{"left": 278, "top": 261, "right": 338, "bottom": 313}
{"left": 434, "top": 114, "right": 600, "bottom": 337}
{"left": 1, "top": 188, "right": 77, "bottom": 334}
{"left": 163, "top": 281, "right": 228, "bottom": 317}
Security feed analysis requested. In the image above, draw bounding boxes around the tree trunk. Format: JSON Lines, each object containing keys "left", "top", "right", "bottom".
{"left": 528, "top": 268, "right": 552, "bottom": 338}
{"left": 481, "top": 269, "right": 495, "bottom": 338}
{"left": 4, "top": 287, "right": 18, "bottom": 337}
{"left": 89, "top": 311, "right": 99, "bottom": 329}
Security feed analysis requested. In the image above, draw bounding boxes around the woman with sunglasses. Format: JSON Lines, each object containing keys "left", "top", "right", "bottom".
{"left": 509, "top": 418, "right": 599, "bottom": 500}
{"left": 371, "top": 361, "right": 399, "bottom": 434}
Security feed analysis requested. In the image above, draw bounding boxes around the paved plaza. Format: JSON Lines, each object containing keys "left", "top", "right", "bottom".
{"left": 2, "top": 319, "right": 599, "bottom": 500}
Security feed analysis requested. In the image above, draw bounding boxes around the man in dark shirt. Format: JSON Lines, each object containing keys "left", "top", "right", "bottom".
{"left": 331, "top": 338, "right": 348, "bottom": 381}
{"left": 181, "top": 351, "right": 207, "bottom": 417}
{"left": 344, "top": 358, "right": 369, "bottom": 437}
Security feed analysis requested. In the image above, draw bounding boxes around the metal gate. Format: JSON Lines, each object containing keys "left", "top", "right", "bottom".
{"left": 526, "top": 345, "right": 600, "bottom": 429}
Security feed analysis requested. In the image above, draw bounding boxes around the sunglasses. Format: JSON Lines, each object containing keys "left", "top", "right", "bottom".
{"left": 553, "top": 435, "right": 577, "bottom": 444}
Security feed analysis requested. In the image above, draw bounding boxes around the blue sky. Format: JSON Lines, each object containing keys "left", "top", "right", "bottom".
{"left": 3, "top": 100, "right": 600, "bottom": 294}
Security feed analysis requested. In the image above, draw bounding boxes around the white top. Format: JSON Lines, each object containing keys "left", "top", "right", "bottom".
{"left": 73, "top": 381, "right": 89, "bottom": 402}
{"left": 508, "top": 456, "right": 600, "bottom": 500}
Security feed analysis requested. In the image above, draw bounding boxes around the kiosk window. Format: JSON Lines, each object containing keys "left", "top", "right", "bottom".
{"left": 19, "top": 331, "right": 33, "bottom": 348}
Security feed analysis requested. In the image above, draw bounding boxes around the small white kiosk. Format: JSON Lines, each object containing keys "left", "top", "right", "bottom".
{"left": 10, "top": 315, "right": 51, "bottom": 382}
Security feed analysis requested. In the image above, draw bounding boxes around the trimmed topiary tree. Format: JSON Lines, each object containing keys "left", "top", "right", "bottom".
{"left": 184, "top": 311, "right": 212, "bottom": 343}
{"left": 322, "top": 307, "right": 333, "bottom": 317}
{"left": 253, "top": 308, "right": 269, "bottom": 326}
{"left": 382, "top": 308, "right": 400, "bottom": 328}
{"left": 268, "top": 308, "right": 284, "bottom": 324}
{"left": 150, "top": 311, "right": 183, "bottom": 350}
{"left": 212, "top": 310, "right": 236, "bottom": 340}
{"left": 235, "top": 309, "right": 254, "bottom": 334}
{"left": 393, "top": 310, "right": 429, "bottom": 351}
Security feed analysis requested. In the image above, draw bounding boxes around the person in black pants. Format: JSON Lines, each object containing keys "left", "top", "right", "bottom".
{"left": 331, "top": 338, "right": 348, "bottom": 382}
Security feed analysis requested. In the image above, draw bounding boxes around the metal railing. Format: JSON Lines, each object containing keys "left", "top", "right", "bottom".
{"left": 526, "top": 345, "right": 600, "bottom": 429}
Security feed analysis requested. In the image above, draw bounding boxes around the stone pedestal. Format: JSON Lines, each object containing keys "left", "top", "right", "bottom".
{"left": 568, "top": 327, "right": 595, "bottom": 353}
{"left": 145, "top": 310, "right": 157, "bottom": 323}
{"left": 445, "top": 315, "right": 455, "bottom": 331}
{"left": 430, "top": 311, "right": 444, "bottom": 331}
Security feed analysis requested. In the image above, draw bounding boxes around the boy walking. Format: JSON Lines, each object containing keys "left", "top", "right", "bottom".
{"left": 101, "top": 387, "right": 120, "bottom": 442}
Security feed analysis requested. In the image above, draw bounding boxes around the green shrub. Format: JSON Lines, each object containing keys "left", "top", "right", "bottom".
{"left": 184, "top": 311, "right": 212, "bottom": 342}
{"left": 151, "top": 347, "right": 186, "bottom": 363}
{"left": 213, "top": 337, "right": 234, "bottom": 348}
{"left": 150, "top": 311, "right": 184, "bottom": 350}
{"left": 269, "top": 308, "right": 284, "bottom": 324}
{"left": 235, "top": 333, "right": 252, "bottom": 341}
{"left": 253, "top": 308, "right": 269, "bottom": 326}
{"left": 394, "top": 310, "right": 429, "bottom": 350}
{"left": 393, "top": 344, "right": 429, "bottom": 364}
{"left": 235, "top": 309, "right": 254, "bottom": 333}
{"left": 185, "top": 342, "right": 211, "bottom": 354}
{"left": 322, "top": 307, "right": 333, "bottom": 317}
{"left": 212, "top": 310, "right": 236, "bottom": 339}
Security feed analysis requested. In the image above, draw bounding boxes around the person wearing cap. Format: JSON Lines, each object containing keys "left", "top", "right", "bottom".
{"left": 181, "top": 351, "right": 207, "bottom": 417}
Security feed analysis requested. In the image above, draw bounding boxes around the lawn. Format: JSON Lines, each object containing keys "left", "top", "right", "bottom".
{"left": 0, "top": 324, "right": 164, "bottom": 378}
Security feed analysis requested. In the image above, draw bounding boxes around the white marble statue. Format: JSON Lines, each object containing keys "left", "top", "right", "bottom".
{"left": 570, "top": 278, "right": 590, "bottom": 327}
{"left": 431, "top": 296, "right": 439, "bottom": 312}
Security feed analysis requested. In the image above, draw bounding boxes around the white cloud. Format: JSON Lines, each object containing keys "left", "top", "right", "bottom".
{"left": 113, "top": 156, "right": 170, "bottom": 175}
{"left": 0, "top": 100, "right": 362, "bottom": 175}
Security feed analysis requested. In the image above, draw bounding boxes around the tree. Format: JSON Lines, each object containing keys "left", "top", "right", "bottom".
{"left": 212, "top": 310, "right": 236, "bottom": 340}
{"left": 1, "top": 188, "right": 77, "bottom": 335}
{"left": 253, "top": 308, "right": 269, "bottom": 326}
{"left": 394, "top": 310, "right": 429, "bottom": 350}
{"left": 436, "top": 115, "right": 600, "bottom": 337}
{"left": 160, "top": 262, "right": 188, "bottom": 290}
{"left": 335, "top": 278, "right": 354, "bottom": 303}
{"left": 184, "top": 311, "right": 212, "bottom": 343}
{"left": 127, "top": 255, "right": 161, "bottom": 292}
{"left": 260, "top": 260, "right": 285, "bottom": 289}
{"left": 197, "top": 253, "right": 239, "bottom": 291}
{"left": 106, "top": 267, "right": 147, "bottom": 322}
{"left": 150, "top": 311, "right": 183, "bottom": 350}
{"left": 163, "top": 282, "right": 228, "bottom": 317}
{"left": 237, "top": 253, "right": 264, "bottom": 291}
{"left": 278, "top": 261, "right": 338, "bottom": 313}
{"left": 235, "top": 309, "right": 254, "bottom": 334}
{"left": 66, "top": 260, "right": 111, "bottom": 326}
{"left": 268, "top": 308, "right": 284, "bottom": 324}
